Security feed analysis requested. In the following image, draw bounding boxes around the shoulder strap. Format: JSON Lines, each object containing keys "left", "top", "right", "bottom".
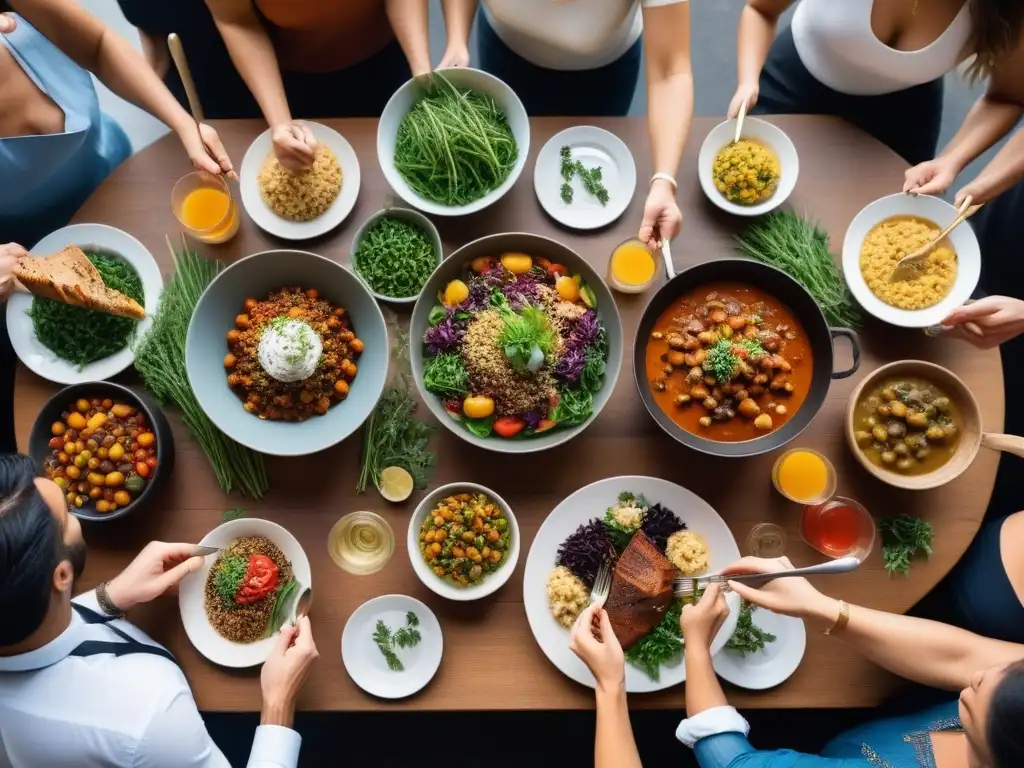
{"left": 70, "top": 603, "right": 178, "bottom": 665}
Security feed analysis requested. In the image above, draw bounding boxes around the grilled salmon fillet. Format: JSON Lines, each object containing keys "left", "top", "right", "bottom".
{"left": 605, "top": 531, "right": 679, "bottom": 650}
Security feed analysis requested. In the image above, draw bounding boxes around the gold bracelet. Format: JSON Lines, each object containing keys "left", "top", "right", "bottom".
{"left": 650, "top": 172, "right": 678, "bottom": 191}
{"left": 823, "top": 600, "right": 850, "bottom": 636}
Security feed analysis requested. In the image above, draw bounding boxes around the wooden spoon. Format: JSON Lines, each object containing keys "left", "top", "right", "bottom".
{"left": 888, "top": 195, "right": 981, "bottom": 282}
{"left": 733, "top": 99, "right": 747, "bottom": 145}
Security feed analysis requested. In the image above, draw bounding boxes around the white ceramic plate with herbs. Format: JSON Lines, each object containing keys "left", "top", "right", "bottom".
{"left": 713, "top": 609, "right": 806, "bottom": 690}
{"left": 534, "top": 126, "right": 636, "bottom": 230}
{"left": 342, "top": 594, "right": 443, "bottom": 699}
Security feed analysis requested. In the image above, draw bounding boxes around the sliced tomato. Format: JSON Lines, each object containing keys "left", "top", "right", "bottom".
{"left": 534, "top": 419, "right": 558, "bottom": 433}
{"left": 493, "top": 416, "right": 526, "bottom": 438}
{"left": 235, "top": 554, "right": 280, "bottom": 605}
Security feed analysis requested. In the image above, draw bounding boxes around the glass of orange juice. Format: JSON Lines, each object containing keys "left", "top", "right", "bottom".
{"left": 772, "top": 448, "right": 836, "bottom": 505}
{"left": 801, "top": 497, "right": 875, "bottom": 561}
{"left": 172, "top": 171, "right": 240, "bottom": 244}
{"left": 607, "top": 238, "right": 658, "bottom": 294}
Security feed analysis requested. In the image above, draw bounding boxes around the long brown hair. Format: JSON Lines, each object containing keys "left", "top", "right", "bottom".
{"left": 965, "top": 0, "right": 1024, "bottom": 81}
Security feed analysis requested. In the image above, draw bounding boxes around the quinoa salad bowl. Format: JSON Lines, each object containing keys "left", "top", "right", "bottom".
{"left": 410, "top": 233, "right": 623, "bottom": 453}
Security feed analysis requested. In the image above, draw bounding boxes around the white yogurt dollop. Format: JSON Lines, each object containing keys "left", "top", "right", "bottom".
{"left": 258, "top": 317, "right": 322, "bottom": 382}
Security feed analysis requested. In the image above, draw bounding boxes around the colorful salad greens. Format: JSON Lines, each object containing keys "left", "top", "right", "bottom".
{"left": 421, "top": 253, "right": 608, "bottom": 439}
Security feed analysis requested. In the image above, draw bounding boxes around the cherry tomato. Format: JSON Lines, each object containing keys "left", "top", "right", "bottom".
{"left": 493, "top": 416, "right": 526, "bottom": 438}
{"left": 135, "top": 462, "right": 150, "bottom": 478}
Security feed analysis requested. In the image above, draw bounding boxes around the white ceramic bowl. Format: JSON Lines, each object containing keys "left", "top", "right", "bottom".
{"left": 842, "top": 193, "right": 981, "bottom": 328}
{"left": 349, "top": 207, "right": 443, "bottom": 304}
{"left": 6, "top": 223, "right": 163, "bottom": 385}
{"left": 698, "top": 117, "right": 799, "bottom": 217}
{"left": 377, "top": 68, "right": 530, "bottom": 216}
{"left": 407, "top": 482, "right": 519, "bottom": 601}
{"left": 178, "top": 517, "right": 312, "bottom": 668}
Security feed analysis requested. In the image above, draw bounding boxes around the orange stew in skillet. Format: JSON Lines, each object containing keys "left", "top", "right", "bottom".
{"left": 644, "top": 284, "right": 814, "bottom": 442}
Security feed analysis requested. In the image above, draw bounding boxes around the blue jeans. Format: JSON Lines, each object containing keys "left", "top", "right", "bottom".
{"left": 476, "top": 11, "right": 642, "bottom": 116}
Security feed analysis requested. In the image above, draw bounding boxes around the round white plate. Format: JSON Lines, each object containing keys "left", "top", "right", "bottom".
{"left": 6, "top": 224, "right": 163, "bottom": 385}
{"left": 239, "top": 121, "right": 360, "bottom": 240}
{"left": 713, "top": 609, "right": 806, "bottom": 690}
{"left": 523, "top": 476, "right": 741, "bottom": 693}
{"left": 178, "top": 518, "right": 312, "bottom": 668}
{"left": 342, "top": 595, "right": 443, "bottom": 699}
{"left": 841, "top": 193, "right": 981, "bottom": 328}
{"left": 534, "top": 126, "right": 636, "bottom": 230}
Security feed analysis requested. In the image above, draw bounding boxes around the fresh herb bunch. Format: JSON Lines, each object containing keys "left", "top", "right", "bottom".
{"left": 705, "top": 338, "right": 764, "bottom": 383}
{"left": 373, "top": 612, "right": 423, "bottom": 671}
{"left": 28, "top": 252, "right": 144, "bottom": 368}
{"left": 499, "top": 306, "right": 557, "bottom": 373}
{"left": 134, "top": 239, "right": 267, "bottom": 497}
{"left": 560, "top": 183, "right": 573, "bottom": 204}
{"left": 353, "top": 217, "right": 437, "bottom": 298}
{"left": 725, "top": 601, "right": 777, "bottom": 656}
{"left": 423, "top": 352, "right": 469, "bottom": 398}
{"left": 879, "top": 514, "right": 934, "bottom": 576}
{"left": 625, "top": 599, "right": 684, "bottom": 680}
{"left": 575, "top": 161, "right": 610, "bottom": 205}
{"left": 266, "top": 580, "right": 297, "bottom": 637}
{"left": 357, "top": 376, "right": 436, "bottom": 493}
{"left": 214, "top": 556, "right": 248, "bottom": 607}
{"left": 735, "top": 211, "right": 862, "bottom": 328}
{"left": 559, "top": 146, "right": 574, "bottom": 181}
{"left": 394, "top": 75, "right": 517, "bottom": 206}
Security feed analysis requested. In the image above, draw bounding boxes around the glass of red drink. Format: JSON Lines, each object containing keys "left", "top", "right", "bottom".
{"left": 801, "top": 496, "right": 875, "bottom": 561}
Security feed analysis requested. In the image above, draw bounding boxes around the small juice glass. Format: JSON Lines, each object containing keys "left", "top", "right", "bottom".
{"left": 801, "top": 496, "right": 875, "bottom": 561}
{"left": 607, "top": 238, "right": 659, "bottom": 294}
{"left": 772, "top": 448, "right": 837, "bottom": 505}
{"left": 747, "top": 522, "right": 787, "bottom": 558}
{"left": 172, "top": 171, "right": 240, "bottom": 244}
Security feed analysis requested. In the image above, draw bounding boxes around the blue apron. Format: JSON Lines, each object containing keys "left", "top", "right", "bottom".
{"left": 0, "top": 15, "right": 131, "bottom": 247}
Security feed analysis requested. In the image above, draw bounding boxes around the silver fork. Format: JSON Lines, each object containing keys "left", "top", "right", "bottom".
{"left": 590, "top": 561, "right": 612, "bottom": 606}
{"left": 673, "top": 556, "right": 861, "bottom": 598}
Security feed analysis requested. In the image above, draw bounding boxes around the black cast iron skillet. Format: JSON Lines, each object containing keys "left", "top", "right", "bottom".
{"left": 633, "top": 256, "right": 860, "bottom": 458}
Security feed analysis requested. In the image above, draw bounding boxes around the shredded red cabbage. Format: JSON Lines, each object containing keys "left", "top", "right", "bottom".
{"left": 554, "top": 344, "right": 586, "bottom": 383}
{"left": 557, "top": 519, "right": 615, "bottom": 588}
{"left": 424, "top": 313, "right": 465, "bottom": 354}
{"left": 641, "top": 503, "right": 687, "bottom": 551}
{"left": 522, "top": 410, "right": 543, "bottom": 428}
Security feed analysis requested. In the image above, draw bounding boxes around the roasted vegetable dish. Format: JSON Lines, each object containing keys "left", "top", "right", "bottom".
{"left": 419, "top": 492, "right": 511, "bottom": 586}
{"left": 713, "top": 140, "right": 780, "bottom": 206}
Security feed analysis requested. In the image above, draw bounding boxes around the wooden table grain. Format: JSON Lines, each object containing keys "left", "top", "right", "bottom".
{"left": 14, "top": 116, "right": 1003, "bottom": 711}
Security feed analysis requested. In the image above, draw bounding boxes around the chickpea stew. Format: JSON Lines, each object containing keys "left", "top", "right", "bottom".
{"left": 645, "top": 284, "right": 813, "bottom": 442}
{"left": 419, "top": 493, "right": 511, "bottom": 587}
{"left": 44, "top": 397, "right": 157, "bottom": 514}
{"left": 852, "top": 377, "right": 962, "bottom": 475}
{"left": 712, "top": 140, "right": 780, "bottom": 206}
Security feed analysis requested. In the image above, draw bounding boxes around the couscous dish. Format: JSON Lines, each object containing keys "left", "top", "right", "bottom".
{"left": 712, "top": 140, "right": 780, "bottom": 205}
{"left": 258, "top": 146, "right": 341, "bottom": 222}
{"left": 665, "top": 530, "right": 710, "bottom": 576}
{"left": 860, "top": 216, "right": 958, "bottom": 310}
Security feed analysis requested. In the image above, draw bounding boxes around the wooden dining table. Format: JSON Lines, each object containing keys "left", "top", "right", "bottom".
{"left": 14, "top": 116, "right": 1003, "bottom": 712}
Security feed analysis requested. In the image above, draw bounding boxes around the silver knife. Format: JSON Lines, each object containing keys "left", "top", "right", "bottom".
{"left": 190, "top": 545, "right": 222, "bottom": 557}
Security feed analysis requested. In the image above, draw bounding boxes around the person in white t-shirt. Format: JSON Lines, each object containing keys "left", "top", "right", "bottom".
{"left": 476, "top": 0, "right": 693, "bottom": 248}
{"left": 0, "top": 453, "right": 319, "bottom": 767}
{"left": 727, "top": 0, "right": 1024, "bottom": 166}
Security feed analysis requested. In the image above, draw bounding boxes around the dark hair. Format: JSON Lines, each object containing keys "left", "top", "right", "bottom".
{"left": 965, "top": 0, "right": 1024, "bottom": 81}
{"left": 989, "top": 659, "right": 1024, "bottom": 768}
{"left": 0, "top": 454, "right": 63, "bottom": 646}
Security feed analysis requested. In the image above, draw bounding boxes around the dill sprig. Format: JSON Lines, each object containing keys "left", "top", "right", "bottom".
{"left": 373, "top": 613, "right": 423, "bottom": 671}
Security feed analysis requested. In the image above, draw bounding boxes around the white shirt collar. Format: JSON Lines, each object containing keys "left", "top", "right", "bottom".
{"left": 0, "top": 610, "right": 104, "bottom": 673}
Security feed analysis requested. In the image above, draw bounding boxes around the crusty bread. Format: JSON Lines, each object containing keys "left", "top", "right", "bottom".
{"left": 14, "top": 245, "right": 145, "bottom": 320}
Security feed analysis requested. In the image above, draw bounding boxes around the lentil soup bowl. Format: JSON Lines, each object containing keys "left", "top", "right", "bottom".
{"left": 410, "top": 232, "right": 624, "bottom": 454}
{"left": 185, "top": 249, "right": 388, "bottom": 457}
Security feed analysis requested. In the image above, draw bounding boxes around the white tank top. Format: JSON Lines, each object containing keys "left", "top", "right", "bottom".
{"left": 791, "top": 0, "right": 972, "bottom": 96}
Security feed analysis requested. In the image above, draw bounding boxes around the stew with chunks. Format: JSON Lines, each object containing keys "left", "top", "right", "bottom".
{"left": 645, "top": 284, "right": 813, "bottom": 442}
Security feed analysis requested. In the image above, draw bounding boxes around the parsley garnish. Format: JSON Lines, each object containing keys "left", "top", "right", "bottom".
{"left": 373, "top": 612, "right": 423, "bottom": 671}
{"left": 879, "top": 514, "right": 933, "bottom": 576}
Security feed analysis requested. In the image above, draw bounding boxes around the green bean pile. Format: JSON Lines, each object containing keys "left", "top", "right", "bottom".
{"left": 393, "top": 75, "right": 517, "bottom": 206}
{"left": 28, "top": 252, "right": 144, "bottom": 368}
{"left": 353, "top": 216, "right": 437, "bottom": 298}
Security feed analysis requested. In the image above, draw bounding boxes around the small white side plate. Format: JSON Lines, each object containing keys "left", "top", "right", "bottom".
{"left": 342, "top": 595, "right": 443, "bottom": 700}
{"left": 6, "top": 223, "right": 163, "bottom": 385}
{"left": 534, "top": 126, "right": 636, "bottom": 231}
{"left": 713, "top": 609, "right": 806, "bottom": 690}
{"left": 239, "top": 121, "right": 361, "bottom": 241}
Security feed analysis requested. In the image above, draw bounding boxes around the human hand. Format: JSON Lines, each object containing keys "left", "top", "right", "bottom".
{"left": 940, "top": 296, "right": 1024, "bottom": 349}
{"left": 903, "top": 157, "right": 961, "bottom": 197}
{"left": 727, "top": 83, "right": 759, "bottom": 119}
{"left": 721, "top": 556, "right": 833, "bottom": 621}
{"left": 570, "top": 602, "right": 625, "bottom": 693}
{"left": 0, "top": 242, "right": 27, "bottom": 302}
{"left": 681, "top": 581, "right": 730, "bottom": 651}
{"left": 954, "top": 179, "right": 996, "bottom": 207}
{"left": 105, "top": 542, "right": 204, "bottom": 612}
{"left": 0, "top": 13, "right": 16, "bottom": 34}
{"left": 177, "top": 122, "right": 237, "bottom": 180}
{"left": 261, "top": 615, "right": 319, "bottom": 726}
{"left": 639, "top": 180, "right": 683, "bottom": 249}
{"left": 271, "top": 122, "right": 318, "bottom": 172}
{"left": 438, "top": 45, "right": 470, "bottom": 68}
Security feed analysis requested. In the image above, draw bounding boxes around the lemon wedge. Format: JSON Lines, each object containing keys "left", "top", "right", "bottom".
{"left": 378, "top": 466, "right": 414, "bottom": 502}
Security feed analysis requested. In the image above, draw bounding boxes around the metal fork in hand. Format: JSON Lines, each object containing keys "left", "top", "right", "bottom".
{"left": 672, "top": 556, "right": 861, "bottom": 598}
{"left": 590, "top": 561, "right": 612, "bottom": 606}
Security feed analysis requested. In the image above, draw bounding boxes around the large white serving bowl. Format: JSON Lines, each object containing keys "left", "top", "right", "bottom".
{"left": 842, "top": 193, "right": 981, "bottom": 328}
{"left": 523, "top": 476, "right": 741, "bottom": 694}
{"left": 179, "top": 518, "right": 312, "bottom": 668}
{"left": 407, "top": 482, "right": 520, "bottom": 601}
{"left": 6, "top": 223, "right": 163, "bottom": 385}
{"left": 697, "top": 117, "right": 798, "bottom": 217}
{"left": 377, "top": 68, "right": 530, "bottom": 216}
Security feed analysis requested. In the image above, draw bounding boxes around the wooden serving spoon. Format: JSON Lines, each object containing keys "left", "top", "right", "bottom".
{"left": 888, "top": 195, "right": 981, "bottom": 283}
{"left": 732, "top": 99, "right": 748, "bottom": 145}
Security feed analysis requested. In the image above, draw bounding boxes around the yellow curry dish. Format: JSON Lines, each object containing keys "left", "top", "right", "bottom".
{"left": 859, "top": 216, "right": 958, "bottom": 310}
{"left": 712, "top": 140, "right": 780, "bottom": 206}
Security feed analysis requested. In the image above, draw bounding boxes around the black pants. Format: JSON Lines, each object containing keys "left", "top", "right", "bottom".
{"left": 756, "top": 26, "right": 944, "bottom": 166}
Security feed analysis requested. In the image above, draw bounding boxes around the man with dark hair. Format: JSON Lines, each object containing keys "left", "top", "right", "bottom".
{"left": 0, "top": 453, "right": 318, "bottom": 766}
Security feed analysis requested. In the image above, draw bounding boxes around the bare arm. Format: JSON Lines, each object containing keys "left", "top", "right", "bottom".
{"left": 729, "top": 0, "right": 793, "bottom": 117}
{"left": 439, "top": 0, "right": 476, "bottom": 67}
{"left": 684, "top": 643, "right": 729, "bottom": 717}
{"left": 595, "top": 686, "right": 643, "bottom": 768}
{"left": 643, "top": 2, "right": 693, "bottom": 180}
{"left": 137, "top": 28, "right": 170, "bottom": 79}
{"left": 958, "top": 126, "right": 1024, "bottom": 203}
{"left": 386, "top": 0, "right": 431, "bottom": 76}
